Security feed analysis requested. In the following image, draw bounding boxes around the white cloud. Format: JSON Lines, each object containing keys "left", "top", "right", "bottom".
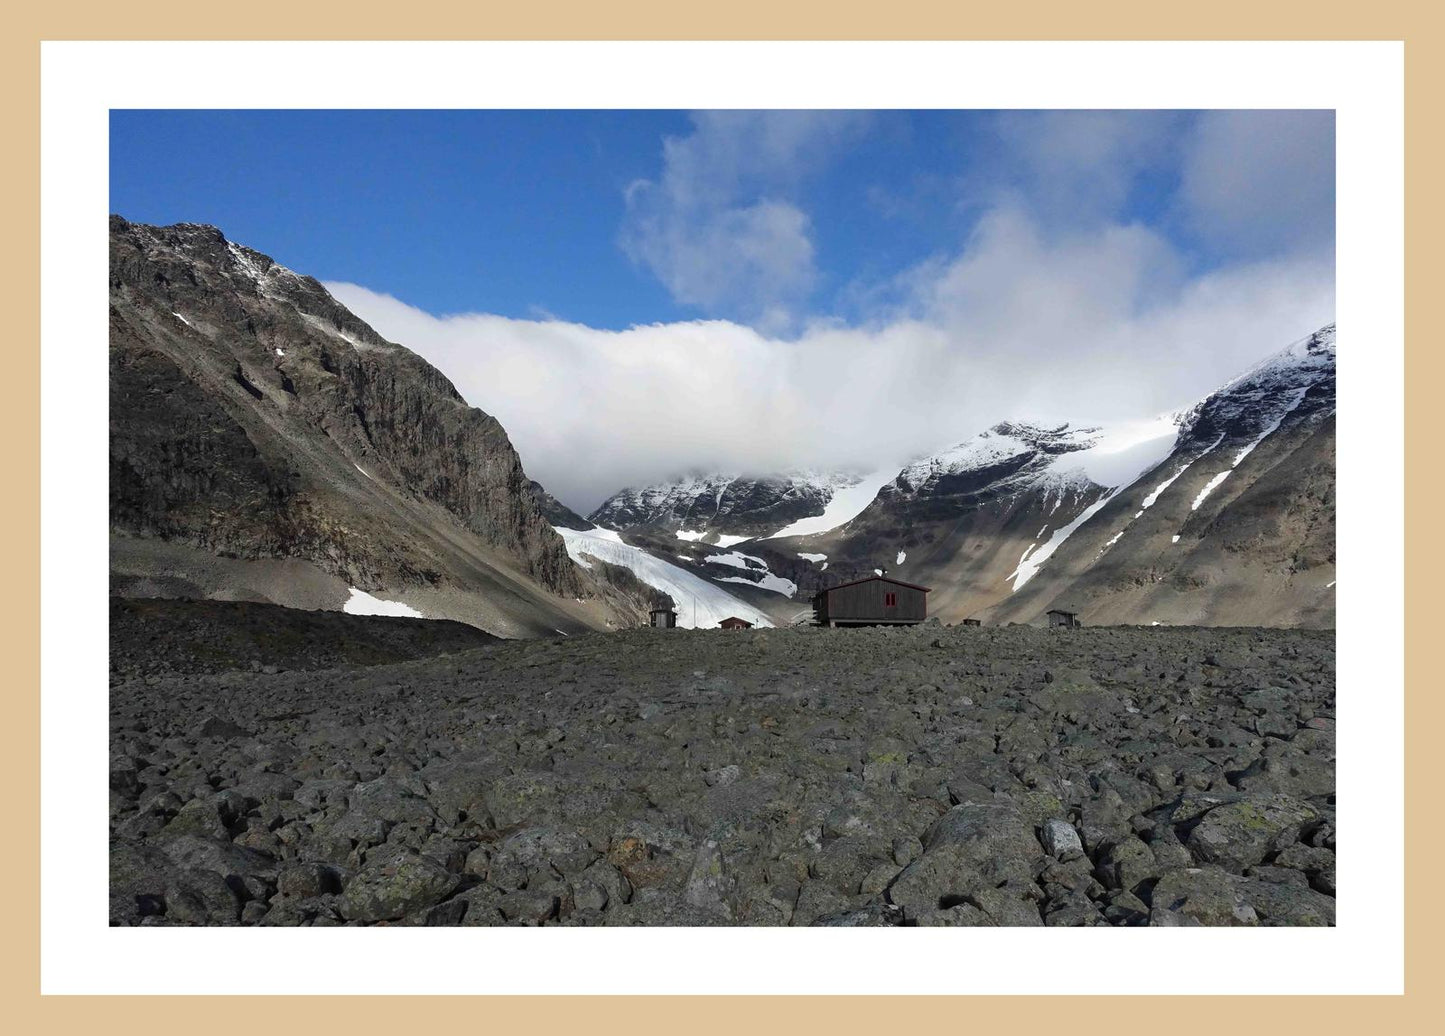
{"left": 322, "top": 111, "right": 1334, "bottom": 514}
{"left": 327, "top": 205, "right": 1332, "bottom": 513}
{"left": 621, "top": 196, "right": 816, "bottom": 330}
{"left": 1176, "top": 110, "right": 1335, "bottom": 256}
{"left": 619, "top": 111, "right": 871, "bottom": 330}
{"left": 985, "top": 110, "right": 1181, "bottom": 227}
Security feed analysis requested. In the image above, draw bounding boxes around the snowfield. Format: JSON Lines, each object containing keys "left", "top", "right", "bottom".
{"left": 768, "top": 467, "right": 899, "bottom": 539}
{"left": 704, "top": 551, "right": 798, "bottom": 598}
{"left": 555, "top": 526, "right": 774, "bottom": 628}
{"left": 344, "top": 588, "right": 425, "bottom": 618}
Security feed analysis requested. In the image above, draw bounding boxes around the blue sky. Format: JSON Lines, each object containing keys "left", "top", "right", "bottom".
{"left": 110, "top": 109, "right": 1335, "bottom": 507}
{"left": 111, "top": 109, "right": 1331, "bottom": 332}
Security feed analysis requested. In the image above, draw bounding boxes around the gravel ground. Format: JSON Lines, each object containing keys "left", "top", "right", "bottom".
{"left": 110, "top": 618, "right": 1335, "bottom": 926}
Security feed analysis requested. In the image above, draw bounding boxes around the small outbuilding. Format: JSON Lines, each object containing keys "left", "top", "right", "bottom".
{"left": 812, "top": 575, "right": 931, "bottom": 627}
{"left": 649, "top": 607, "right": 678, "bottom": 629}
{"left": 719, "top": 617, "right": 753, "bottom": 630}
{"left": 962, "top": 618, "right": 982, "bottom": 627}
{"left": 1046, "top": 609, "right": 1081, "bottom": 628}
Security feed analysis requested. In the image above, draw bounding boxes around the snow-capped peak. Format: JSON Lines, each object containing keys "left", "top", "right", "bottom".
{"left": 590, "top": 469, "right": 881, "bottom": 537}
{"left": 1176, "top": 323, "right": 1335, "bottom": 446}
{"left": 895, "top": 414, "right": 1182, "bottom": 499}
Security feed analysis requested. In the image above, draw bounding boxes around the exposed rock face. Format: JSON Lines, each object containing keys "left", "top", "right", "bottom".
{"left": 109, "top": 216, "right": 597, "bottom": 635}
{"left": 529, "top": 480, "right": 595, "bottom": 531}
{"left": 109, "top": 616, "right": 1335, "bottom": 926}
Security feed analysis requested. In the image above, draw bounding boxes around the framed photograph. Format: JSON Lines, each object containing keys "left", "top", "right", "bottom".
{"left": 22, "top": 20, "right": 1421, "bottom": 1022}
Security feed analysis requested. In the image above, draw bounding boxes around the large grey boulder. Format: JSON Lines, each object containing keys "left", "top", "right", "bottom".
{"left": 336, "top": 851, "right": 459, "bottom": 922}
{"left": 1149, "top": 868, "right": 1258, "bottom": 926}
{"left": 110, "top": 842, "right": 242, "bottom": 926}
{"left": 1187, "top": 794, "right": 1318, "bottom": 870}
{"left": 887, "top": 803, "right": 1042, "bottom": 924}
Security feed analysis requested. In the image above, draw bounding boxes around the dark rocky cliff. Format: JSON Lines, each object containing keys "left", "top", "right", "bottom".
{"left": 109, "top": 216, "right": 588, "bottom": 626}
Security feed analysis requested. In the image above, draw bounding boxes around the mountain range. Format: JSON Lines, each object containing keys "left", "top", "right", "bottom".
{"left": 586, "top": 328, "right": 1336, "bottom": 628}
{"left": 110, "top": 218, "right": 1335, "bottom": 633}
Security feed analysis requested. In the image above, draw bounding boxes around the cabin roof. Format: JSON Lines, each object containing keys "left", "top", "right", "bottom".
{"left": 650, "top": 606, "right": 676, "bottom": 614}
{"left": 719, "top": 616, "right": 752, "bottom": 625}
{"left": 813, "top": 574, "right": 932, "bottom": 596}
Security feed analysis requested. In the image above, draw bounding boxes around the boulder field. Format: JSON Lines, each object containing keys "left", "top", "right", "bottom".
{"left": 110, "top": 618, "right": 1335, "bottom": 926}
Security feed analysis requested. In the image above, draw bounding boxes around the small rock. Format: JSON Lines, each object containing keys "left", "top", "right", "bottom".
{"left": 1040, "top": 819, "right": 1084, "bottom": 862}
{"left": 704, "top": 764, "right": 741, "bottom": 788}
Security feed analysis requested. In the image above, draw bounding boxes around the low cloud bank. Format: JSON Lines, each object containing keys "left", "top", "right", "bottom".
{"left": 330, "top": 110, "right": 1334, "bottom": 513}
{"left": 329, "top": 210, "right": 1331, "bottom": 512}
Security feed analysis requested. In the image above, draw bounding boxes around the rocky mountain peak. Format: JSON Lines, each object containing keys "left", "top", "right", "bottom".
{"left": 1176, "top": 323, "right": 1336, "bottom": 451}
{"left": 110, "top": 216, "right": 599, "bottom": 631}
{"left": 589, "top": 469, "right": 871, "bottom": 539}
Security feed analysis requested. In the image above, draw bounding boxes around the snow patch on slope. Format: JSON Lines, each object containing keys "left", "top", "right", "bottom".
{"left": 1057, "top": 414, "right": 1181, "bottom": 489}
{"left": 1191, "top": 389, "right": 1308, "bottom": 512}
{"left": 704, "top": 551, "right": 798, "bottom": 598}
{"left": 704, "top": 551, "right": 759, "bottom": 571}
{"left": 769, "top": 467, "right": 899, "bottom": 539}
{"left": 1191, "top": 471, "right": 1232, "bottom": 511}
{"left": 1007, "top": 489, "right": 1121, "bottom": 591}
{"left": 717, "top": 573, "right": 798, "bottom": 598}
{"left": 344, "top": 588, "right": 424, "bottom": 618}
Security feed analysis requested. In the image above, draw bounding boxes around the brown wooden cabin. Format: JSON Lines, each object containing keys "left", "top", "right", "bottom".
{"left": 718, "top": 616, "right": 753, "bottom": 630}
{"left": 1046, "top": 609, "right": 1081, "bottom": 628}
{"left": 812, "top": 575, "right": 931, "bottom": 627}
{"left": 649, "top": 607, "right": 677, "bottom": 629}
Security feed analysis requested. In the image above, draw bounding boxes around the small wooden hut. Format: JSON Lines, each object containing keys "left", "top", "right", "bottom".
{"left": 811, "top": 575, "right": 931, "bottom": 627}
